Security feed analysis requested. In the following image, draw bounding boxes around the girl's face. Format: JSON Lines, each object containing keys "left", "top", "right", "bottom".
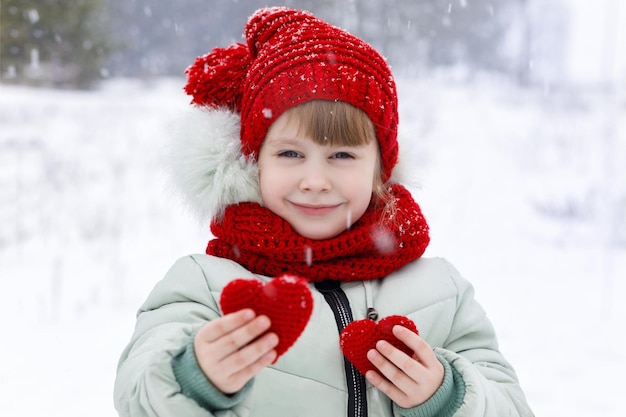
{"left": 258, "top": 110, "right": 379, "bottom": 240}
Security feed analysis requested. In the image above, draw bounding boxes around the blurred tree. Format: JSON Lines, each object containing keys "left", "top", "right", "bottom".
{"left": 104, "top": 0, "right": 313, "bottom": 78}
{"left": 103, "top": 0, "right": 521, "bottom": 78}
{"left": 105, "top": 0, "right": 215, "bottom": 78}
{"left": 4, "top": 0, "right": 546, "bottom": 84}
{"left": 1, "top": 0, "right": 112, "bottom": 89}
{"left": 337, "top": 0, "right": 521, "bottom": 76}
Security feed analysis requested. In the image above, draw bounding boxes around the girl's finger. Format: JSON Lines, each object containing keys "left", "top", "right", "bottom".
{"left": 210, "top": 314, "right": 272, "bottom": 357}
{"left": 207, "top": 332, "right": 279, "bottom": 394}
{"left": 365, "top": 368, "right": 403, "bottom": 400}
{"left": 368, "top": 341, "right": 420, "bottom": 388}
{"left": 221, "top": 332, "right": 279, "bottom": 378}
{"left": 392, "top": 325, "right": 439, "bottom": 368}
{"left": 197, "top": 309, "right": 256, "bottom": 343}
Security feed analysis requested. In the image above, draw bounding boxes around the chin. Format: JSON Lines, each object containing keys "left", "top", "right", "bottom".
{"left": 296, "top": 227, "right": 344, "bottom": 240}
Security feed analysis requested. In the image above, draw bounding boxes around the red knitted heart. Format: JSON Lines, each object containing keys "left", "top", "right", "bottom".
{"left": 339, "top": 315, "right": 419, "bottom": 376}
{"left": 219, "top": 275, "right": 314, "bottom": 362}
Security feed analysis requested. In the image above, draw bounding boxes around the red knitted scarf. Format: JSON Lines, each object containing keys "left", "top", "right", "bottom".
{"left": 206, "top": 184, "right": 430, "bottom": 282}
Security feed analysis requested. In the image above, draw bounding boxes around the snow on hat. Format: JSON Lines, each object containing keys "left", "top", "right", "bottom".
{"left": 170, "top": 7, "right": 399, "bottom": 220}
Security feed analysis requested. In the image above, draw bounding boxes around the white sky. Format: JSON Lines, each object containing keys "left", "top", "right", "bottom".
{"left": 566, "top": 0, "right": 626, "bottom": 85}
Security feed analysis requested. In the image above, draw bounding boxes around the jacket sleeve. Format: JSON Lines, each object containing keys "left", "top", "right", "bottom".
{"left": 113, "top": 255, "right": 254, "bottom": 417}
{"left": 393, "top": 353, "right": 465, "bottom": 417}
{"left": 434, "top": 259, "right": 534, "bottom": 417}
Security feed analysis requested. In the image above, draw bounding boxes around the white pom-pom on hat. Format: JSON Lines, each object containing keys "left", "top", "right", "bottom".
{"left": 165, "top": 107, "right": 262, "bottom": 222}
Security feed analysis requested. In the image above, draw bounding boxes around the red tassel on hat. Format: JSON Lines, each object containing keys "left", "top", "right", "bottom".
{"left": 184, "top": 43, "right": 252, "bottom": 111}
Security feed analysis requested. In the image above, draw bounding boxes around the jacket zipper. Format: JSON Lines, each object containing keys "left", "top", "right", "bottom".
{"left": 315, "top": 280, "right": 368, "bottom": 417}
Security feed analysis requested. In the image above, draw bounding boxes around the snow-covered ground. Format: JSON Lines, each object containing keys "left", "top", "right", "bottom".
{"left": 1, "top": 75, "right": 624, "bottom": 416}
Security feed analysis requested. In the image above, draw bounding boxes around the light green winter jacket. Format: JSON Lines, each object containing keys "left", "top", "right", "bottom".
{"left": 114, "top": 254, "right": 534, "bottom": 417}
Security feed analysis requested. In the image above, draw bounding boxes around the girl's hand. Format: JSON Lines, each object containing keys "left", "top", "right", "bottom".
{"left": 365, "top": 325, "right": 444, "bottom": 409}
{"left": 194, "top": 309, "right": 279, "bottom": 394}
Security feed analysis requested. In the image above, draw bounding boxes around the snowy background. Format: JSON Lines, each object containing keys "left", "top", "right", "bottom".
{"left": 2, "top": 1, "right": 626, "bottom": 416}
{"left": 1, "top": 72, "right": 625, "bottom": 417}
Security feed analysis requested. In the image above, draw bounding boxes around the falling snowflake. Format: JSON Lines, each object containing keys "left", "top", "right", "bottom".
{"left": 345, "top": 211, "right": 353, "bottom": 230}
{"left": 27, "top": 9, "right": 39, "bottom": 24}
{"left": 281, "top": 274, "right": 300, "bottom": 283}
{"left": 263, "top": 108, "right": 273, "bottom": 119}
{"left": 262, "top": 282, "right": 278, "bottom": 299}
{"left": 370, "top": 226, "right": 396, "bottom": 255}
{"left": 304, "top": 246, "right": 313, "bottom": 266}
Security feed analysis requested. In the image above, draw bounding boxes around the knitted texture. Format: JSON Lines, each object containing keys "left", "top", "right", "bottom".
{"left": 184, "top": 6, "right": 399, "bottom": 181}
{"left": 340, "top": 315, "right": 419, "bottom": 376}
{"left": 184, "top": 43, "right": 251, "bottom": 112}
{"left": 207, "top": 184, "right": 429, "bottom": 282}
{"left": 219, "top": 275, "right": 314, "bottom": 361}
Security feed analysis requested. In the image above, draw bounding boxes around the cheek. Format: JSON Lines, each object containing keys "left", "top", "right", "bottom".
{"left": 347, "top": 174, "right": 375, "bottom": 208}
{"left": 258, "top": 167, "right": 283, "bottom": 205}
{"left": 361, "top": 162, "right": 378, "bottom": 196}
{"left": 258, "top": 170, "right": 271, "bottom": 201}
{"left": 257, "top": 158, "right": 269, "bottom": 187}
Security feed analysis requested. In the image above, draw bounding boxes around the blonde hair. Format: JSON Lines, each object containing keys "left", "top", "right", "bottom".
{"left": 280, "top": 100, "right": 394, "bottom": 216}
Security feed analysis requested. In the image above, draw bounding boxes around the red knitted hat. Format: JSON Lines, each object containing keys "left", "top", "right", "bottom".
{"left": 184, "top": 6, "right": 399, "bottom": 181}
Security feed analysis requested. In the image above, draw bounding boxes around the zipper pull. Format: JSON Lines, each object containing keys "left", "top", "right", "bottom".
{"left": 367, "top": 307, "right": 378, "bottom": 321}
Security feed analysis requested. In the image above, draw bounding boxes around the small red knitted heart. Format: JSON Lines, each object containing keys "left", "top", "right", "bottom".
{"left": 340, "top": 315, "right": 419, "bottom": 376}
{"left": 219, "top": 275, "right": 313, "bottom": 362}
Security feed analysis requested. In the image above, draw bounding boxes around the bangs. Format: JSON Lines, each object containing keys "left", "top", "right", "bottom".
{"left": 285, "top": 100, "right": 377, "bottom": 147}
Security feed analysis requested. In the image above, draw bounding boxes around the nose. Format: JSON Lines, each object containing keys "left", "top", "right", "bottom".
{"left": 299, "top": 161, "right": 331, "bottom": 192}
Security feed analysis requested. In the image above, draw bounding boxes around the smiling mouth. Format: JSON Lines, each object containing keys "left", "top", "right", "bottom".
{"left": 290, "top": 202, "right": 340, "bottom": 216}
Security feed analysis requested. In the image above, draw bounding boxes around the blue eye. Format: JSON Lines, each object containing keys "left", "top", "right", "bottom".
{"left": 279, "top": 150, "right": 301, "bottom": 158}
{"left": 331, "top": 152, "right": 354, "bottom": 159}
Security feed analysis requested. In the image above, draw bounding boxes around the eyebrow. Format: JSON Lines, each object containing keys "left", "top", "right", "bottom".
{"left": 264, "top": 136, "right": 304, "bottom": 147}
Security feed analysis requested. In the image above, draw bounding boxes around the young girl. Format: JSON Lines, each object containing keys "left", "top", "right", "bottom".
{"left": 114, "top": 7, "right": 534, "bottom": 417}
